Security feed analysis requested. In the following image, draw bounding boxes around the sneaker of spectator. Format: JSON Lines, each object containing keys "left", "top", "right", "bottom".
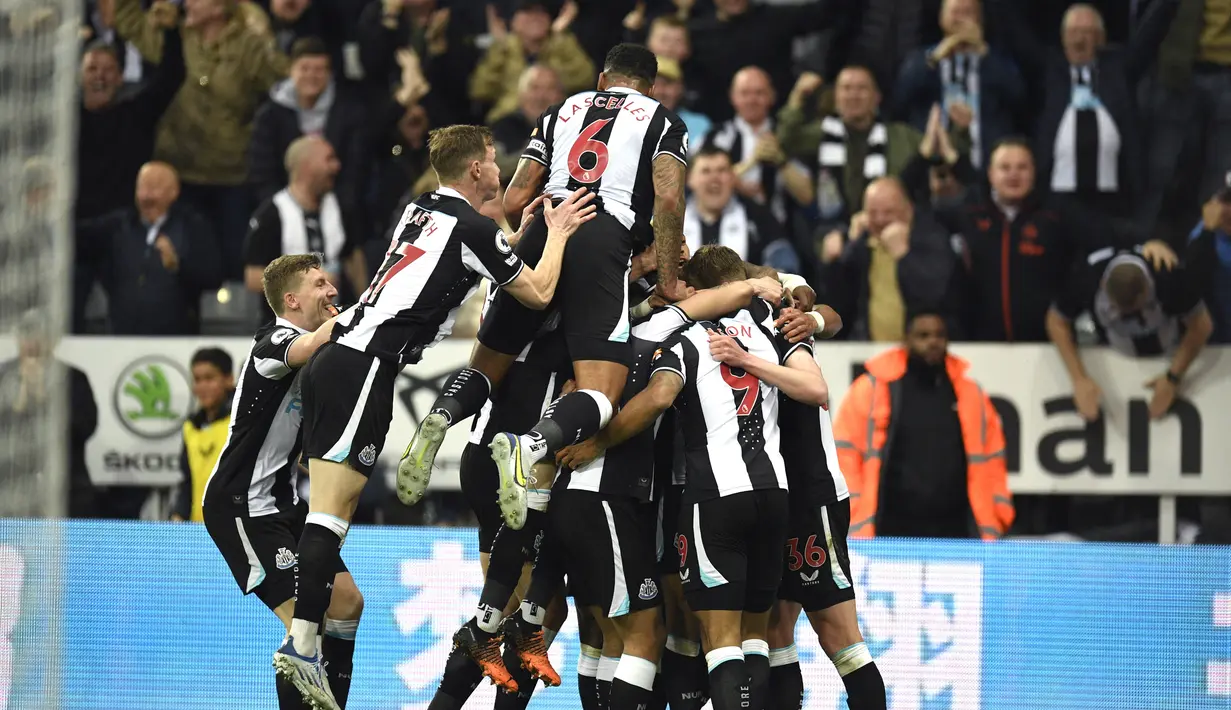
{"left": 249, "top": 37, "right": 368, "bottom": 212}
{"left": 683, "top": 144, "right": 797, "bottom": 270}
{"left": 653, "top": 57, "right": 710, "bottom": 144}
{"left": 75, "top": 162, "right": 222, "bottom": 335}
{"left": 890, "top": 0, "right": 1025, "bottom": 169}
{"left": 819, "top": 177, "right": 955, "bottom": 341}
{"left": 469, "top": 0, "right": 594, "bottom": 124}
{"left": 991, "top": 0, "right": 1180, "bottom": 218}
{"left": 112, "top": 0, "right": 292, "bottom": 278}
{"left": 491, "top": 64, "right": 563, "bottom": 176}
{"left": 244, "top": 136, "right": 369, "bottom": 317}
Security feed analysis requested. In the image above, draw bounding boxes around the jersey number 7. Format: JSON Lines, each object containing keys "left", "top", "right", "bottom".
{"left": 365, "top": 242, "right": 426, "bottom": 306}
{"left": 568, "top": 118, "right": 613, "bottom": 184}
{"left": 720, "top": 363, "right": 760, "bottom": 416}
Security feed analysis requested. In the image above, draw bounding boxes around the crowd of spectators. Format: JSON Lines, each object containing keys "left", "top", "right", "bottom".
{"left": 1, "top": 0, "right": 1227, "bottom": 538}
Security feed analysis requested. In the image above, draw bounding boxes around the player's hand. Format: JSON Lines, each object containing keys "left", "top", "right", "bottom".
{"left": 154, "top": 234, "right": 180, "bottom": 272}
{"left": 1141, "top": 239, "right": 1178, "bottom": 272}
{"left": 561, "top": 378, "right": 578, "bottom": 396}
{"left": 1145, "top": 375, "right": 1177, "bottom": 420}
{"left": 543, "top": 188, "right": 597, "bottom": 237}
{"left": 557, "top": 437, "right": 602, "bottom": 470}
{"left": 655, "top": 277, "right": 690, "bottom": 304}
{"left": 747, "top": 276, "right": 785, "bottom": 304}
{"left": 1073, "top": 376, "right": 1102, "bottom": 421}
{"left": 774, "top": 307, "right": 814, "bottom": 343}
{"left": 516, "top": 193, "right": 547, "bottom": 235}
{"left": 791, "top": 285, "right": 816, "bottom": 312}
{"left": 629, "top": 245, "right": 658, "bottom": 281}
{"left": 707, "top": 328, "right": 748, "bottom": 367}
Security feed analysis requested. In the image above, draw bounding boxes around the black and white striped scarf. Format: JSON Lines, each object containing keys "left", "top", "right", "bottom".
{"left": 1052, "top": 64, "right": 1121, "bottom": 194}
{"left": 816, "top": 116, "right": 888, "bottom": 221}
{"left": 939, "top": 53, "right": 981, "bottom": 167}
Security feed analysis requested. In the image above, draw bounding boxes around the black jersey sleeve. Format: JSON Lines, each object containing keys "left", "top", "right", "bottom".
{"left": 458, "top": 218, "right": 526, "bottom": 286}
{"left": 250, "top": 325, "right": 303, "bottom": 380}
{"left": 654, "top": 110, "right": 690, "bottom": 166}
{"left": 649, "top": 334, "right": 688, "bottom": 384}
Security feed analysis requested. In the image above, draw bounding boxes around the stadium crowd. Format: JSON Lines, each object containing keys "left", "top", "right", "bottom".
{"left": 0, "top": 0, "right": 1227, "bottom": 541}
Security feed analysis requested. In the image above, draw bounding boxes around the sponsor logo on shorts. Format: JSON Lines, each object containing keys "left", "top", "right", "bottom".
{"left": 639, "top": 578, "right": 659, "bottom": 601}
{"left": 358, "top": 444, "right": 377, "bottom": 467}
{"left": 275, "top": 547, "right": 297, "bottom": 570}
{"left": 799, "top": 569, "right": 820, "bottom": 585}
{"left": 679, "top": 569, "right": 690, "bottom": 582}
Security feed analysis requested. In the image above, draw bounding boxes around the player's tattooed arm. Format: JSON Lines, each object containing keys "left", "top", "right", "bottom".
{"left": 503, "top": 158, "right": 547, "bottom": 231}
{"left": 652, "top": 154, "right": 687, "bottom": 299}
{"left": 556, "top": 370, "right": 683, "bottom": 470}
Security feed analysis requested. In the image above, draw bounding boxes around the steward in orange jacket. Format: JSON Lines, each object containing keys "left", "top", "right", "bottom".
{"left": 834, "top": 313, "right": 1015, "bottom": 539}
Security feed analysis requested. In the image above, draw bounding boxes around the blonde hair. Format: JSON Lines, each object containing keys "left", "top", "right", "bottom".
{"left": 428, "top": 125, "right": 493, "bottom": 183}
{"left": 262, "top": 253, "right": 322, "bottom": 315}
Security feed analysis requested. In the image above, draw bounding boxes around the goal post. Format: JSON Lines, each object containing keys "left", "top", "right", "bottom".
{"left": 0, "top": 1, "right": 80, "bottom": 708}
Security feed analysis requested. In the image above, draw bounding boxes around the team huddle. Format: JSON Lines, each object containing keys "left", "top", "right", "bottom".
{"left": 200, "top": 44, "right": 887, "bottom": 710}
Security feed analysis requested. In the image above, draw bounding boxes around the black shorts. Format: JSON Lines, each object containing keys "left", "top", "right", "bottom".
{"left": 677, "top": 489, "right": 789, "bottom": 613}
{"left": 550, "top": 489, "right": 662, "bottom": 618}
{"left": 777, "top": 498, "right": 856, "bottom": 611}
{"left": 203, "top": 498, "right": 347, "bottom": 610}
{"left": 460, "top": 358, "right": 568, "bottom": 553}
{"left": 301, "top": 343, "right": 400, "bottom": 477}
{"left": 477, "top": 209, "right": 634, "bottom": 365}
{"left": 657, "top": 484, "right": 684, "bottom": 575}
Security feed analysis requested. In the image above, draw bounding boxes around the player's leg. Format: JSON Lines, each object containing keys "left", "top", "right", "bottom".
{"left": 741, "top": 490, "right": 791, "bottom": 710}
{"left": 277, "top": 346, "right": 398, "bottom": 710}
{"left": 490, "top": 216, "right": 634, "bottom": 525}
{"left": 659, "top": 486, "right": 709, "bottom": 710}
{"left": 575, "top": 604, "right": 606, "bottom": 710}
{"left": 801, "top": 500, "right": 885, "bottom": 710}
{"left": 767, "top": 602, "right": 804, "bottom": 710}
{"left": 678, "top": 495, "right": 756, "bottom": 710}
{"left": 604, "top": 499, "right": 668, "bottom": 710}
{"left": 590, "top": 610, "right": 624, "bottom": 710}
{"left": 321, "top": 571, "right": 364, "bottom": 708}
{"left": 494, "top": 589, "right": 569, "bottom": 710}
{"left": 502, "top": 505, "right": 568, "bottom": 686}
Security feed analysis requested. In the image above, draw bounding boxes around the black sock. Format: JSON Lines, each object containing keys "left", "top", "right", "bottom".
{"left": 494, "top": 642, "right": 536, "bottom": 710}
{"left": 527, "top": 391, "right": 610, "bottom": 458}
{"left": 597, "top": 679, "right": 613, "bottom": 710}
{"left": 578, "top": 674, "right": 602, "bottom": 710}
{"left": 706, "top": 652, "right": 748, "bottom": 710}
{"left": 522, "top": 526, "right": 564, "bottom": 611}
{"left": 290, "top": 521, "right": 345, "bottom": 646}
{"left": 648, "top": 672, "right": 667, "bottom": 710}
{"left": 480, "top": 509, "right": 546, "bottom": 610}
{"left": 427, "top": 644, "right": 484, "bottom": 710}
{"left": 744, "top": 646, "right": 770, "bottom": 710}
{"left": 769, "top": 660, "right": 803, "bottom": 710}
{"left": 841, "top": 662, "right": 887, "bottom": 710}
{"left": 611, "top": 679, "right": 655, "bottom": 710}
{"left": 661, "top": 648, "right": 708, "bottom": 710}
{"left": 276, "top": 675, "right": 310, "bottom": 709}
{"left": 322, "top": 627, "right": 356, "bottom": 708}
{"left": 430, "top": 368, "right": 491, "bottom": 425}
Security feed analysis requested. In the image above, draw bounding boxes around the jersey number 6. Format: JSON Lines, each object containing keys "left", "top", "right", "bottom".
{"left": 720, "top": 363, "right": 760, "bottom": 416}
{"left": 568, "top": 118, "right": 613, "bottom": 184}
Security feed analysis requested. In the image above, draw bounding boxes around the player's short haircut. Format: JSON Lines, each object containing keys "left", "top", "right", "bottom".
{"left": 603, "top": 43, "right": 658, "bottom": 88}
{"left": 690, "top": 143, "right": 733, "bottom": 168}
{"left": 191, "top": 347, "right": 234, "bottom": 376}
{"left": 428, "top": 125, "right": 493, "bottom": 183}
{"left": 1105, "top": 263, "right": 1149, "bottom": 311}
{"left": 684, "top": 245, "right": 745, "bottom": 290}
{"left": 262, "top": 252, "right": 323, "bottom": 315}
{"left": 290, "top": 36, "right": 330, "bottom": 62}
{"left": 650, "top": 15, "right": 688, "bottom": 34}
{"left": 82, "top": 39, "right": 120, "bottom": 63}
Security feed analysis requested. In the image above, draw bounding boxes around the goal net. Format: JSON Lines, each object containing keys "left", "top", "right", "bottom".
{"left": 0, "top": 1, "right": 79, "bottom": 707}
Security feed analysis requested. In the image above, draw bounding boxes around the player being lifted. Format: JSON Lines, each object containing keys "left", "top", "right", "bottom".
{"left": 272, "top": 125, "right": 597, "bottom": 710}
{"left": 397, "top": 42, "right": 691, "bottom": 531}
{"left": 201, "top": 254, "right": 364, "bottom": 710}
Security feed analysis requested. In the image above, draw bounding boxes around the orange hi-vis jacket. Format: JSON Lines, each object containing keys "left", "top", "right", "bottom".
{"left": 833, "top": 347, "right": 1015, "bottom": 540}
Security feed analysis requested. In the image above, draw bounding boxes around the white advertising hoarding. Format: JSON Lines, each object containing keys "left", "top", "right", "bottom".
{"left": 7, "top": 338, "right": 1227, "bottom": 495}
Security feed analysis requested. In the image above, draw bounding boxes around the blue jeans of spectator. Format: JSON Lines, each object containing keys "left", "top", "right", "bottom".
{"left": 178, "top": 183, "right": 252, "bottom": 281}
{"left": 1141, "top": 70, "right": 1231, "bottom": 234}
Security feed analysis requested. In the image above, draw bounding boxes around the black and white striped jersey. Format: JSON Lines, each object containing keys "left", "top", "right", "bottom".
{"left": 778, "top": 387, "right": 850, "bottom": 508}
{"left": 333, "top": 187, "right": 525, "bottom": 364}
{"left": 650, "top": 299, "right": 807, "bottom": 504}
{"left": 559, "top": 304, "right": 694, "bottom": 501}
{"left": 204, "top": 319, "right": 309, "bottom": 517}
{"left": 522, "top": 87, "right": 689, "bottom": 249}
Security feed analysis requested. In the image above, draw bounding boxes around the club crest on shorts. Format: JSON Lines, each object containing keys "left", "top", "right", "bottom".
{"left": 639, "top": 578, "right": 659, "bottom": 601}
{"left": 358, "top": 444, "right": 377, "bottom": 467}
{"left": 275, "top": 547, "right": 297, "bottom": 570}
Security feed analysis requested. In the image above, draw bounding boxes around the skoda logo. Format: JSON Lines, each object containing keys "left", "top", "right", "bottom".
{"left": 113, "top": 356, "right": 194, "bottom": 439}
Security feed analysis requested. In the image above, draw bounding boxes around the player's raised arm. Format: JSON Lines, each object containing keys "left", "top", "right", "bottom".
{"left": 674, "top": 276, "right": 784, "bottom": 322}
{"left": 502, "top": 187, "right": 597, "bottom": 309}
{"left": 652, "top": 153, "right": 688, "bottom": 301}
{"left": 708, "top": 329, "right": 827, "bottom": 406}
